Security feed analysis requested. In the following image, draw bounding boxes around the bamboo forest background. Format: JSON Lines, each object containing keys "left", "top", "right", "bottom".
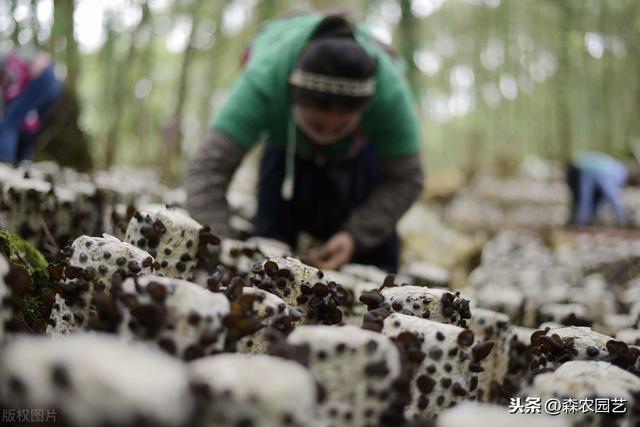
{"left": 3, "top": 0, "right": 640, "bottom": 183}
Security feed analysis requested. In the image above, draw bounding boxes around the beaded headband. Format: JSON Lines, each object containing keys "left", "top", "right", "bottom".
{"left": 289, "top": 70, "right": 376, "bottom": 97}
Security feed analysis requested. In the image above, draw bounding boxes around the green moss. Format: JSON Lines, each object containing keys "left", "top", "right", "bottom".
{"left": 31, "top": 268, "right": 50, "bottom": 290}
{"left": 22, "top": 294, "right": 41, "bottom": 320}
{"left": 0, "top": 233, "right": 11, "bottom": 262}
{"left": 0, "top": 230, "right": 48, "bottom": 272}
{"left": 0, "top": 230, "right": 51, "bottom": 333}
{"left": 15, "top": 238, "right": 48, "bottom": 271}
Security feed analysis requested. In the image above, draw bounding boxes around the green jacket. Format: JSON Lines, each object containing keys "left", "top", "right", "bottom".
{"left": 211, "top": 13, "right": 421, "bottom": 159}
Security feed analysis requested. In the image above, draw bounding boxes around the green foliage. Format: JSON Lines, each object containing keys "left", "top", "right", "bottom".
{"left": 2, "top": 0, "right": 640, "bottom": 176}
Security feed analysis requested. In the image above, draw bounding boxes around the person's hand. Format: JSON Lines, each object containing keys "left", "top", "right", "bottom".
{"left": 309, "top": 231, "right": 355, "bottom": 271}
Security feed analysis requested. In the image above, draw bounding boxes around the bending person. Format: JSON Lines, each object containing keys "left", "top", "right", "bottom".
{"left": 567, "top": 151, "right": 631, "bottom": 226}
{"left": 0, "top": 46, "right": 63, "bottom": 163}
{"left": 186, "top": 13, "right": 424, "bottom": 272}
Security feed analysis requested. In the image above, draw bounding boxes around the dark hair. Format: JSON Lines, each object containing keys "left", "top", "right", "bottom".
{"left": 290, "top": 15, "right": 378, "bottom": 112}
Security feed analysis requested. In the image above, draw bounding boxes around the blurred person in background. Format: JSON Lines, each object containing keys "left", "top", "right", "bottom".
{"left": 0, "top": 46, "right": 63, "bottom": 164}
{"left": 186, "top": 12, "right": 424, "bottom": 273}
{"left": 566, "top": 150, "right": 639, "bottom": 227}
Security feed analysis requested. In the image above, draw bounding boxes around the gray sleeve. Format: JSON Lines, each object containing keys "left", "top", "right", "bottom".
{"left": 342, "top": 153, "right": 425, "bottom": 252}
{"left": 185, "top": 129, "right": 247, "bottom": 238}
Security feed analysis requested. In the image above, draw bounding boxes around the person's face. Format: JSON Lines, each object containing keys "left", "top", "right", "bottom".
{"left": 292, "top": 104, "right": 362, "bottom": 145}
